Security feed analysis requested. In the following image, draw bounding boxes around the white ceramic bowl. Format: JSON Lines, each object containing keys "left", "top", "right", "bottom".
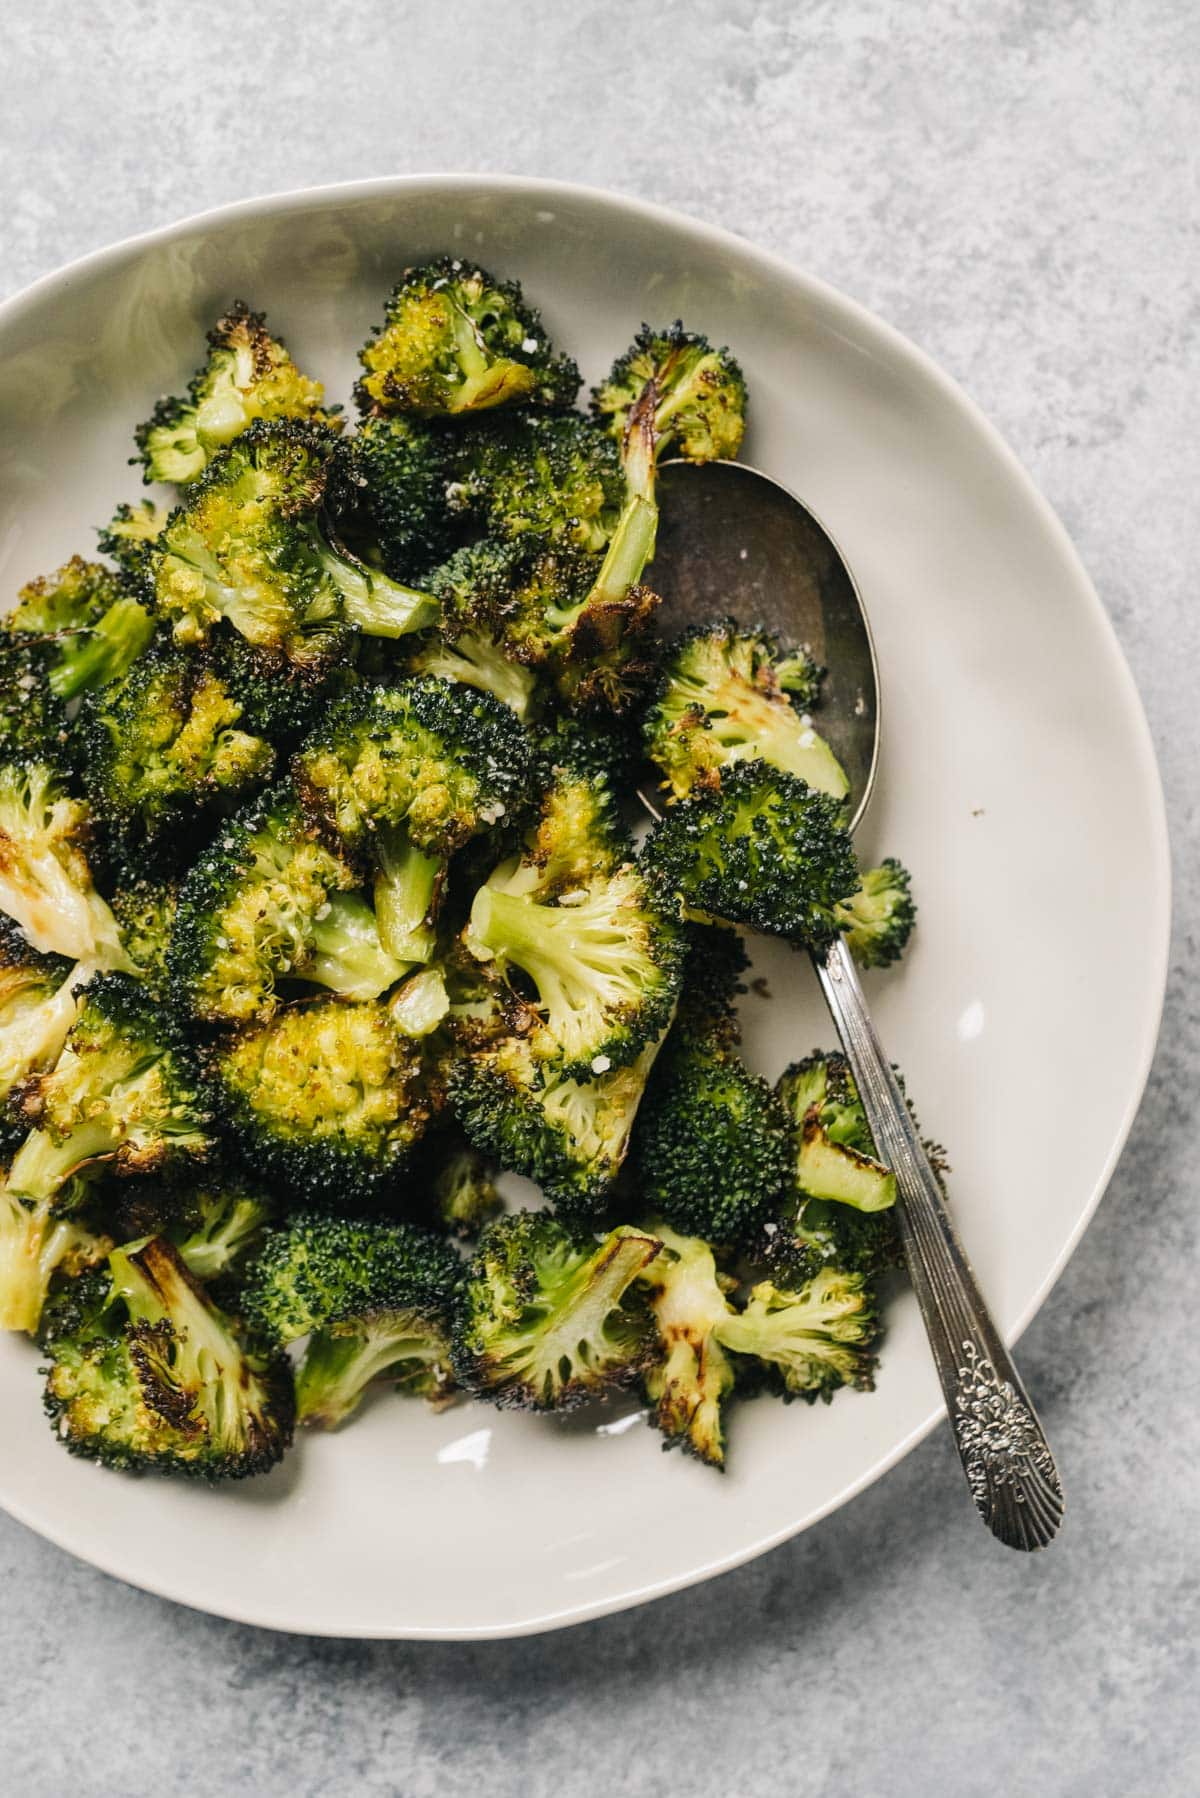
{"left": 0, "top": 176, "right": 1170, "bottom": 1638}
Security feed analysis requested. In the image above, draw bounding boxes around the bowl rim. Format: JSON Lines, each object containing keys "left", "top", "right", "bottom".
{"left": 0, "top": 173, "right": 1172, "bottom": 1637}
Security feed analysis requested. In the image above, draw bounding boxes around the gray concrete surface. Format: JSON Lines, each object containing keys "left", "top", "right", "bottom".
{"left": 2, "top": 4, "right": 1197, "bottom": 1793}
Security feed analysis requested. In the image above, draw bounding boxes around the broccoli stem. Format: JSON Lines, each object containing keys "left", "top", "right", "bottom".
{"left": 8, "top": 1120, "right": 120, "bottom": 1202}
{"left": 316, "top": 533, "right": 438, "bottom": 639}
{"left": 0, "top": 1189, "right": 107, "bottom": 1333}
{"left": 374, "top": 826, "right": 440, "bottom": 962}
{"left": 584, "top": 383, "right": 659, "bottom": 608}
{"left": 296, "top": 1315, "right": 448, "bottom": 1429}
{"left": 307, "top": 893, "right": 412, "bottom": 999}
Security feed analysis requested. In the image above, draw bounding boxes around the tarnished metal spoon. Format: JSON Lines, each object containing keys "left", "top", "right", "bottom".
{"left": 644, "top": 460, "right": 1064, "bottom": 1551}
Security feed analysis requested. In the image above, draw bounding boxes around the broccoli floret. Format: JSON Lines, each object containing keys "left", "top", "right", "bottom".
{"left": 78, "top": 637, "right": 275, "bottom": 858}
{"left": 767, "top": 1193, "right": 903, "bottom": 1285}
{"left": 0, "top": 641, "right": 70, "bottom": 764}
{"left": 98, "top": 499, "right": 170, "bottom": 578}
{"left": 452, "top": 1212, "right": 661, "bottom": 1410}
{"left": 447, "top": 412, "right": 624, "bottom": 554}
{"left": 718, "top": 1268, "right": 879, "bottom": 1401}
{"left": 136, "top": 301, "right": 336, "bottom": 486}
{"left": 452, "top": 1027, "right": 667, "bottom": 1218}
{"left": 295, "top": 677, "right": 535, "bottom": 960}
{"left": 0, "top": 921, "right": 82, "bottom": 1140}
{"left": 331, "top": 415, "right": 457, "bottom": 578}
{"left": 638, "top": 1225, "right": 738, "bottom": 1468}
{"left": 168, "top": 787, "right": 402, "bottom": 1024}
{"left": 643, "top": 622, "right": 847, "bottom": 803}
{"left": 0, "top": 1185, "right": 111, "bottom": 1334}
{"left": 109, "top": 876, "right": 178, "bottom": 1000}
{"left": 633, "top": 1030, "right": 790, "bottom": 1243}
{"left": 7, "top": 973, "right": 213, "bottom": 1202}
{"left": 423, "top": 1132, "right": 503, "bottom": 1238}
{"left": 5, "top": 557, "right": 153, "bottom": 700}
{"left": 167, "top": 1183, "right": 277, "bottom": 1284}
{"left": 642, "top": 760, "right": 859, "bottom": 949}
{"left": 356, "top": 259, "right": 579, "bottom": 417}
{"left": 198, "top": 994, "right": 440, "bottom": 1205}
{"left": 592, "top": 323, "right": 747, "bottom": 467}
{"left": 240, "top": 1211, "right": 459, "bottom": 1428}
{"left": 42, "top": 1237, "right": 294, "bottom": 1478}
{"left": 835, "top": 858, "right": 916, "bottom": 969}
{"left": 404, "top": 629, "right": 542, "bottom": 722}
{"left": 776, "top": 1051, "right": 897, "bottom": 1213}
{"left": 0, "top": 760, "right": 128, "bottom": 968}
{"left": 465, "top": 858, "right": 683, "bottom": 1077}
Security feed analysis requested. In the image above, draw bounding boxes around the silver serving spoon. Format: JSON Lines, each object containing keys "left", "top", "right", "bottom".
{"left": 644, "top": 460, "right": 1064, "bottom": 1551}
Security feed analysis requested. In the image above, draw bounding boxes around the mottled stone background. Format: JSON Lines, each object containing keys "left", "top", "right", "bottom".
{"left": 2, "top": 4, "right": 1196, "bottom": 1794}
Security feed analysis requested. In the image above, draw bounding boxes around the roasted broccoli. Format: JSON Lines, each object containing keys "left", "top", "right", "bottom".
{"left": 4, "top": 556, "right": 153, "bottom": 700}
{"left": 452, "top": 1212, "right": 661, "bottom": 1410}
{"left": 643, "top": 622, "right": 847, "bottom": 803}
{"left": 777, "top": 1051, "right": 897, "bottom": 1213}
{"left": 0, "top": 1184, "right": 111, "bottom": 1334}
{"left": 356, "top": 259, "right": 579, "bottom": 417}
{"left": 197, "top": 994, "right": 440, "bottom": 1205}
{"left": 452, "top": 1028, "right": 668, "bottom": 1217}
{"left": 241, "top": 1211, "right": 460, "bottom": 1428}
{"left": 638, "top": 1225, "right": 738, "bottom": 1467}
{"left": 423, "top": 1131, "right": 503, "bottom": 1238}
{"left": 404, "top": 628, "right": 542, "bottom": 722}
{"left": 836, "top": 858, "right": 916, "bottom": 968}
{"left": 447, "top": 411, "right": 624, "bottom": 553}
{"left": 0, "top": 641, "right": 70, "bottom": 764}
{"left": 331, "top": 414, "right": 457, "bottom": 578}
{"left": 0, "top": 760, "right": 128, "bottom": 968}
{"left": 642, "top": 760, "right": 860, "bottom": 949}
{"left": 6, "top": 973, "right": 213, "bottom": 1202}
{"left": 718, "top": 1268, "right": 879, "bottom": 1402}
{"left": 41, "top": 1236, "right": 294, "bottom": 1477}
{"left": 592, "top": 323, "right": 747, "bottom": 467}
{"left": 78, "top": 637, "right": 275, "bottom": 858}
{"left": 109, "top": 875, "right": 178, "bottom": 1000}
{"left": 0, "top": 919, "right": 82, "bottom": 1139}
{"left": 98, "top": 498, "right": 170, "bottom": 576}
{"left": 136, "top": 301, "right": 336, "bottom": 486}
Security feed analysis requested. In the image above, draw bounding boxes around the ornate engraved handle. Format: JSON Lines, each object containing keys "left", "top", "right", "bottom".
{"left": 812, "top": 936, "right": 1064, "bottom": 1549}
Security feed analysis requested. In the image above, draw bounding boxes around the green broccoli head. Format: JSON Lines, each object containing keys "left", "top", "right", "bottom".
{"left": 331, "top": 415, "right": 457, "bottom": 578}
{"left": 446, "top": 411, "right": 624, "bottom": 555}
{"left": 644, "top": 622, "right": 847, "bottom": 803}
{"left": 642, "top": 760, "right": 860, "bottom": 949}
{"left": 452, "top": 1212, "right": 661, "bottom": 1410}
{"left": 465, "top": 858, "right": 684, "bottom": 1078}
{"left": 42, "top": 1236, "right": 294, "bottom": 1478}
{"left": 835, "top": 858, "right": 916, "bottom": 969}
{"left": 0, "top": 641, "right": 71, "bottom": 765}
{"left": 451, "top": 1026, "right": 666, "bottom": 1219}
{"left": 151, "top": 421, "right": 354, "bottom": 669}
{"left": 168, "top": 787, "right": 394, "bottom": 1025}
{"left": 98, "top": 498, "right": 170, "bottom": 578}
{"left": 6, "top": 973, "right": 213, "bottom": 1203}
{"left": 136, "top": 302, "right": 337, "bottom": 487}
{"left": 633, "top": 1033, "right": 790, "bottom": 1243}
{"left": 197, "top": 994, "right": 441, "bottom": 1206}
{"left": 241, "top": 1211, "right": 459, "bottom": 1428}
{"left": 0, "top": 760, "right": 129, "bottom": 969}
{"left": 5, "top": 557, "right": 154, "bottom": 701}
{"left": 591, "top": 323, "right": 747, "bottom": 465}
{"left": 356, "top": 259, "right": 579, "bottom": 417}
{"left": 109, "top": 875, "right": 179, "bottom": 1001}
{"left": 717, "top": 1268, "right": 878, "bottom": 1402}
{"left": 78, "top": 637, "right": 275, "bottom": 859}
{"left": 776, "top": 1050, "right": 897, "bottom": 1213}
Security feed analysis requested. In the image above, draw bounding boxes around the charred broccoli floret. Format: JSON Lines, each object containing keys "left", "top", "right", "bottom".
{"left": 168, "top": 1183, "right": 277, "bottom": 1284}
{"left": 356, "top": 259, "right": 579, "bottom": 417}
{"left": 0, "top": 920, "right": 82, "bottom": 1139}
{"left": 240, "top": 1211, "right": 460, "bottom": 1429}
{"left": 452, "top": 1028, "right": 667, "bottom": 1218}
{"left": 644, "top": 622, "right": 847, "bottom": 803}
{"left": 0, "top": 760, "right": 128, "bottom": 968}
{"left": 592, "top": 323, "right": 747, "bottom": 467}
{"left": 776, "top": 1051, "right": 897, "bottom": 1214}
{"left": 98, "top": 498, "right": 169, "bottom": 577}
{"left": 294, "top": 678, "right": 534, "bottom": 961}
{"left": 109, "top": 875, "right": 178, "bottom": 1000}
{"left": 836, "top": 858, "right": 916, "bottom": 969}
{"left": 78, "top": 637, "right": 275, "bottom": 858}
{"left": 136, "top": 301, "right": 336, "bottom": 486}
{"left": 718, "top": 1268, "right": 879, "bottom": 1401}
{"left": 168, "top": 788, "right": 408, "bottom": 1024}
{"left": 6, "top": 973, "right": 213, "bottom": 1202}
{"left": 404, "top": 628, "right": 542, "bottom": 721}
{"left": 0, "top": 641, "right": 70, "bottom": 764}
{"left": 331, "top": 415, "right": 457, "bottom": 578}
{"left": 4, "top": 557, "right": 153, "bottom": 700}
{"left": 447, "top": 411, "right": 624, "bottom": 554}
{"left": 0, "top": 1185, "right": 111, "bottom": 1334}
{"left": 423, "top": 1131, "right": 503, "bottom": 1238}
{"left": 41, "top": 1236, "right": 294, "bottom": 1478}
{"left": 197, "top": 994, "right": 440, "bottom": 1205}
{"left": 452, "top": 1212, "right": 661, "bottom": 1410}
{"left": 642, "top": 760, "right": 859, "bottom": 949}
{"left": 638, "top": 1225, "right": 738, "bottom": 1467}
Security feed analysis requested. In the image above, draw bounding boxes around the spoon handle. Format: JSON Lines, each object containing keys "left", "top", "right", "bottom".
{"left": 812, "top": 936, "right": 1064, "bottom": 1549}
